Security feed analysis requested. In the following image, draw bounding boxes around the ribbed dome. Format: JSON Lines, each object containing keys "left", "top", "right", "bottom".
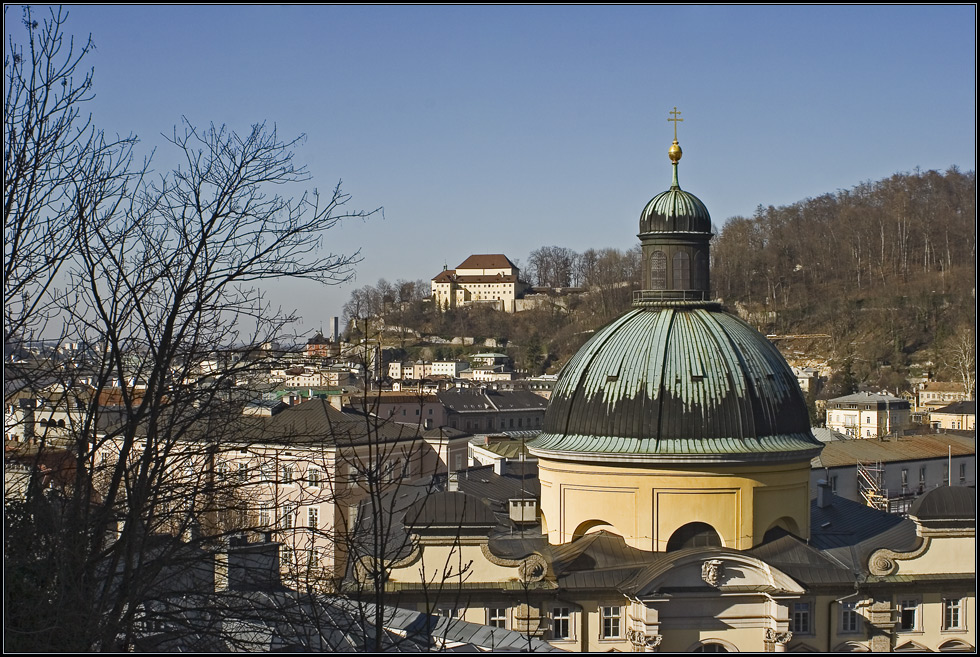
{"left": 639, "top": 186, "right": 712, "bottom": 234}
{"left": 530, "top": 306, "right": 822, "bottom": 462}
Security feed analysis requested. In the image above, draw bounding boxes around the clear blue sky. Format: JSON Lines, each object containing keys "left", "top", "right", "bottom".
{"left": 12, "top": 5, "right": 976, "bottom": 331}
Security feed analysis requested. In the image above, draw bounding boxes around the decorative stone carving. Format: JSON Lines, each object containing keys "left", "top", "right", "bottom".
{"left": 868, "top": 537, "right": 930, "bottom": 576}
{"left": 765, "top": 628, "right": 792, "bottom": 652}
{"left": 627, "top": 629, "right": 663, "bottom": 652}
{"left": 480, "top": 542, "right": 523, "bottom": 567}
{"left": 513, "top": 603, "right": 544, "bottom": 636}
{"left": 518, "top": 554, "right": 548, "bottom": 583}
{"left": 701, "top": 559, "right": 724, "bottom": 587}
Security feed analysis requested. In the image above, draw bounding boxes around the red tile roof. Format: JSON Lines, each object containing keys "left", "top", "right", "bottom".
{"left": 456, "top": 254, "right": 518, "bottom": 270}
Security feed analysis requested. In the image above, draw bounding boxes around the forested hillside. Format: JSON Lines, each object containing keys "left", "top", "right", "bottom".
{"left": 712, "top": 167, "right": 975, "bottom": 389}
{"left": 345, "top": 167, "right": 975, "bottom": 391}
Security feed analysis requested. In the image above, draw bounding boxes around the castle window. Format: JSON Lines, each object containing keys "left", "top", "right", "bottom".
{"left": 651, "top": 251, "right": 667, "bottom": 290}
{"left": 672, "top": 251, "right": 690, "bottom": 289}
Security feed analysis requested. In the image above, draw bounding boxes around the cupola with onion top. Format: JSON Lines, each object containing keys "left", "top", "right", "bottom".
{"left": 636, "top": 106, "right": 713, "bottom": 303}
{"left": 528, "top": 109, "right": 822, "bottom": 553}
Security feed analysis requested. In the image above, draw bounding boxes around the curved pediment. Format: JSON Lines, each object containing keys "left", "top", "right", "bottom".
{"left": 623, "top": 547, "right": 805, "bottom": 597}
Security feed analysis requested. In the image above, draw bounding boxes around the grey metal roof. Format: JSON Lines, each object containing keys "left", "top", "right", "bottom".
{"left": 931, "top": 400, "right": 976, "bottom": 415}
{"left": 438, "top": 389, "right": 547, "bottom": 414}
{"left": 811, "top": 433, "right": 975, "bottom": 468}
{"left": 828, "top": 391, "right": 908, "bottom": 404}
{"left": 406, "top": 491, "right": 498, "bottom": 529}
{"left": 807, "top": 494, "right": 919, "bottom": 571}
{"left": 531, "top": 307, "right": 821, "bottom": 459}
{"left": 908, "top": 485, "right": 976, "bottom": 520}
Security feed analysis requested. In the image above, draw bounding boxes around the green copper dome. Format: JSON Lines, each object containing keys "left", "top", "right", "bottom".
{"left": 639, "top": 163, "right": 712, "bottom": 235}
{"left": 529, "top": 117, "right": 820, "bottom": 464}
{"left": 529, "top": 307, "right": 821, "bottom": 462}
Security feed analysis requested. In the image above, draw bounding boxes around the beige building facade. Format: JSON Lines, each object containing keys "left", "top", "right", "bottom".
{"left": 826, "top": 391, "right": 912, "bottom": 438}
{"left": 431, "top": 254, "right": 530, "bottom": 312}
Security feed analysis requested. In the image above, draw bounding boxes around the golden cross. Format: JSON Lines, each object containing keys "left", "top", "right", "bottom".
{"left": 668, "top": 106, "right": 683, "bottom": 141}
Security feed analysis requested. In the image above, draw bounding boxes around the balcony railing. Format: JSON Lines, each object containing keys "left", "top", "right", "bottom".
{"left": 633, "top": 289, "right": 711, "bottom": 304}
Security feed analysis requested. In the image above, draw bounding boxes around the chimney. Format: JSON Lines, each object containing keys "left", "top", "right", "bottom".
{"left": 20, "top": 398, "right": 36, "bottom": 443}
{"left": 331, "top": 316, "right": 339, "bottom": 343}
{"left": 493, "top": 458, "right": 506, "bottom": 476}
{"left": 817, "top": 479, "right": 833, "bottom": 508}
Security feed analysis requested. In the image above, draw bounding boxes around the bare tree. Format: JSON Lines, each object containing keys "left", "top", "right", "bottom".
{"left": 4, "top": 9, "right": 381, "bottom": 650}
{"left": 4, "top": 6, "right": 138, "bottom": 345}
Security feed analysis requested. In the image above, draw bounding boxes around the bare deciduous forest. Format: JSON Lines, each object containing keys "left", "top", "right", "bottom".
{"left": 349, "top": 168, "right": 975, "bottom": 390}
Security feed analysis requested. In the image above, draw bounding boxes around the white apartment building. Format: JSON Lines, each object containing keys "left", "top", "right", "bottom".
{"left": 825, "top": 391, "right": 911, "bottom": 438}
{"left": 95, "top": 399, "right": 470, "bottom": 588}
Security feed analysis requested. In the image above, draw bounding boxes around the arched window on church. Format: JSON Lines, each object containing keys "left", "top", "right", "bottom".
{"left": 650, "top": 251, "right": 667, "bottom": 290}
{"left": 672, "top": 251, "right": 690, "bottom": 290}
{"left": 666, "top": 521, "right": 721, "bottom": 551}
{"left": 694, "top": 251, "right": 708, "bottom": 291}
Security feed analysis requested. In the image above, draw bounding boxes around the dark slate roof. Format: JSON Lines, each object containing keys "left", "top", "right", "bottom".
{"left": 136, "top": 593, "right": 560, "bottom": 652}
{"left": 748, "top": 531, "right": 857, "bottom": 587}
{"left": 808, "top": 494, "right": 910, "bottom": 551}
{"left": 258, "top": 398, "right": 426, "bottom": 447}
{"left": 908, "top": 485, "right": 976, "bottom": 520}
{"left": 549, "top": 531, "right": 654, "bottom": 575}
{"left": 438, "top": 389, "right": 547, "bottom": 414}
{"left": 931, "top": 400, "right": 976, "bottom": 415}
{"left": 406, "top": 491, "right": 498, "bottom": 529}
{"left": 434, "top": 465, "right": 541, "bottom": 511}
{"left": 531, "top": 307, "right": 822, "bottom": 460}
{"left": 807, "top": 495, "right": 920, "bottom": 574}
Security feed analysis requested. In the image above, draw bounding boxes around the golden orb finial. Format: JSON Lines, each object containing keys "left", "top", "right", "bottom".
{"left": 667, "top": 106, "right": 684, "bottom": 164}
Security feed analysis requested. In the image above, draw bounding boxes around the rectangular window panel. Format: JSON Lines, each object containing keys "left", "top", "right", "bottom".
{"left": 792, "top": 602, "right": 811, "bottom": 634}
{"left": 899, "top": 599, "right": 918, "bottom": 630}
{"left": 552, "top": 607, "right": 570, "bottom": 640}
{"left": 841, "top": 601, "right": 859, "bottom": 633}
{"left": 308, "top": 507, "right": 318, "bottom": 530}
{"left": 601, "top": 606, "right": 621, "bottom": 639}
{"left": 944, "top": 598, "right": 963, "bottom": 629}
{"left": 488, "top": 608, "right": 506, "bottom": 628}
